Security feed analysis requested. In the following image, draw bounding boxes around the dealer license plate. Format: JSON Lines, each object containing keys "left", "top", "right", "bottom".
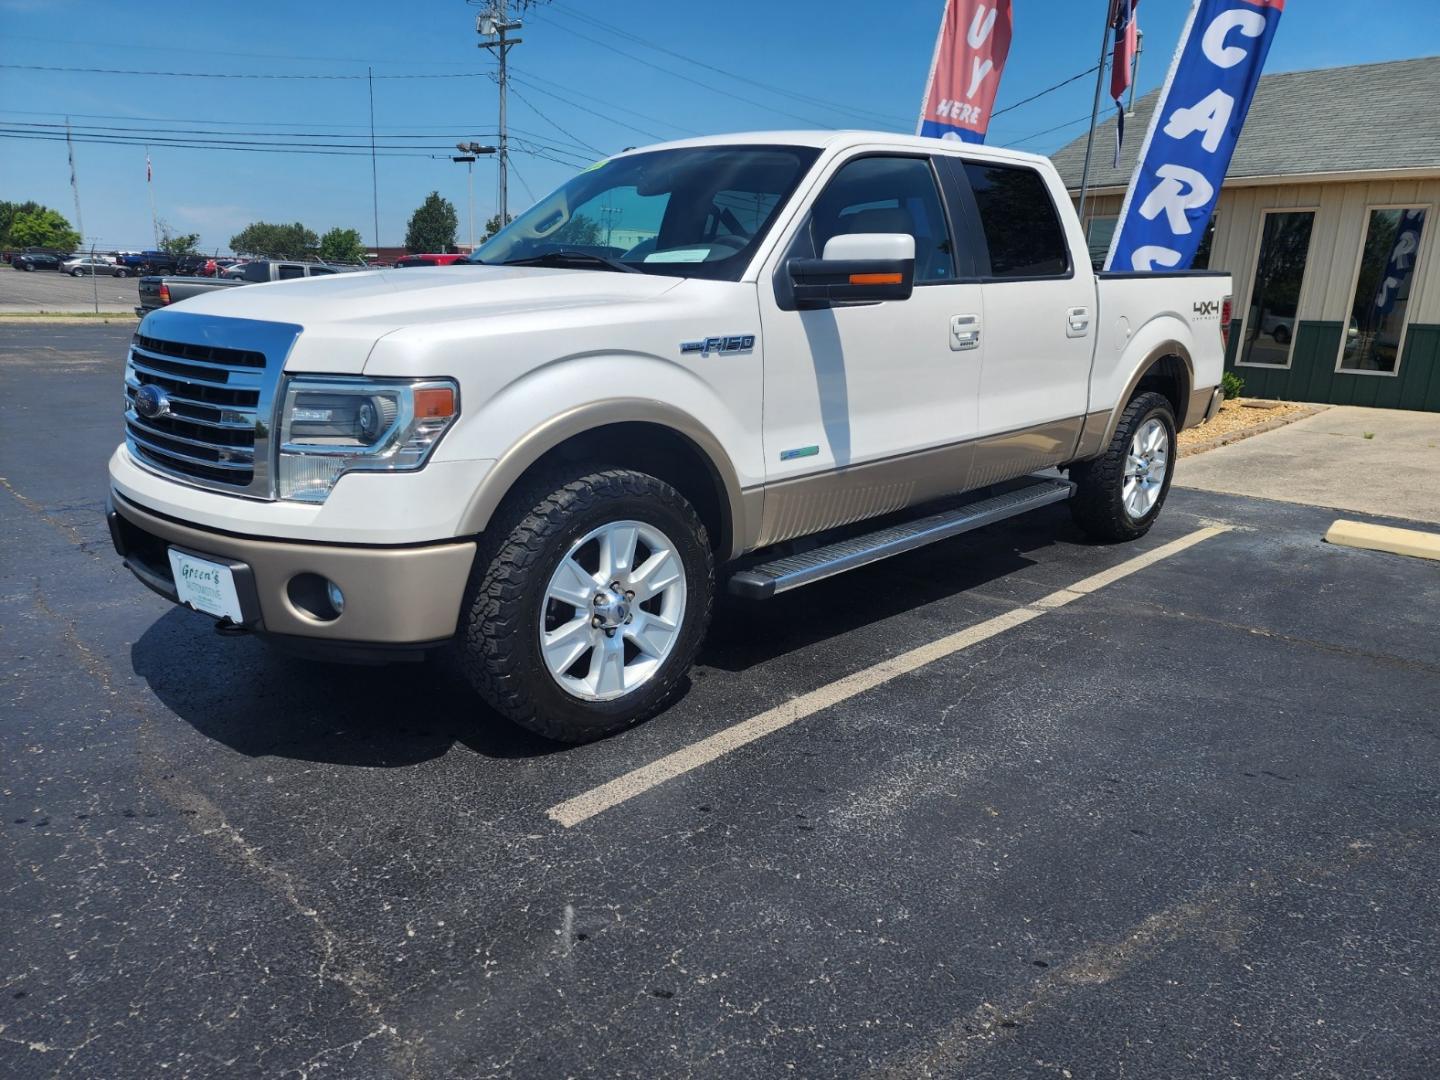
{"left": 167, "top": 548, "right": 244, "bottom": 622}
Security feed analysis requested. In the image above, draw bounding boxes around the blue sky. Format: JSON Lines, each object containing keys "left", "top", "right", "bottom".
{"left": 2, "top": 0, "right": 1436, "bottom": 253}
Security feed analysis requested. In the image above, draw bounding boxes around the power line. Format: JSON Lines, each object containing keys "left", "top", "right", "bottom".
{"left": 0, "top": 130, "right": 443, "bottom": 158}
{"left": 992, "top": 66, "right": 1102, "bottom": 119}
{"left": 506, "top": 84, "right": 606, "bottom": 156}
{"left": 997, "top": 113, "right": 1095, "bottom": 149}
{"left": 0, "top": 62, "right": 490, "bottom": 80}
{"left": 545, "top": 2, "right": 909, "bottom": 129}
{"left": 521, "top": 14, "right": 833, "bottom": 128}
{"left": 507, "top": 74, "right": 669, "bottom": 143}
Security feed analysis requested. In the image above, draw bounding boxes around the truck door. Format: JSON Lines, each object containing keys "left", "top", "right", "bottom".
{"left": 756, "top": 152, "right": 985, "bottom": 545}
{"left": 945, "top": 158, "right": 1095, "bottom": 483}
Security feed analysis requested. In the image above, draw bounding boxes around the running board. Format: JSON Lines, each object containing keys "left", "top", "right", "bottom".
{"left": 728, "top": 477, "right": 1075, "bottom": 599}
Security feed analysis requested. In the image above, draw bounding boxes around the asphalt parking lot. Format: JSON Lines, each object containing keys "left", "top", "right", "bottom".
{"left": 4, "top": 323, "right": 1440, "bottom": 1079}
{"left": 0, "top": 264, "right": 138, "bottom": 314}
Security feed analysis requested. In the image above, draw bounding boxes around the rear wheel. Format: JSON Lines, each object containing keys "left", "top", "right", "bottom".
{"left": 456, "top": 467, "right": 714, "bottom": 743}
{"left": 1069, "top": 391, "right": 1176, "bottom": 542}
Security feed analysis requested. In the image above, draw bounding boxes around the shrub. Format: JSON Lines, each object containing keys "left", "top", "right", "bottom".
{"left": 1221, "top": 371, "right": 1245, "bottom": 400}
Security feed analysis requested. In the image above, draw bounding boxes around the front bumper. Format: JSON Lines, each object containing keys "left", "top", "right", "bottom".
{"left": 108, "top": 491, "right": 476, "bottom": 649}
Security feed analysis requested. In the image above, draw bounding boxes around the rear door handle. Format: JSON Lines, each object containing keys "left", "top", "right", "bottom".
{"left": 951, "top": 313, "right": 981, "bottom": 351}
{"left": 1066, "top": 306, "right": 1091, "bottom": 337}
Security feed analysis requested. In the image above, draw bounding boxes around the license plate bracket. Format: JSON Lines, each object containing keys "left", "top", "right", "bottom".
{"left": 167, "top": 547, "right": 248, "bottom": 623}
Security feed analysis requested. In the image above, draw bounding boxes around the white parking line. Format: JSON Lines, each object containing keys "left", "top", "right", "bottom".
{"left": 547, "top": 524, "right": 1229, "bottom": 828}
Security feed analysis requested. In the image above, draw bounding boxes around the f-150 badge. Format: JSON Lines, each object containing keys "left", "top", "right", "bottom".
{"left": 680, "top": 334, "right": 755, "bottom": 357}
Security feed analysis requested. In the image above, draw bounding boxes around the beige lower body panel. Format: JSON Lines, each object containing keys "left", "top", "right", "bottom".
{"left": 112, "top": 493, "right": 476, "bottom": 643}
{"left": 752, "top": 416, "right": 1083, "bottom": 550}
{"left": 1185, "top": 384, "right": 1221, "bottom": 430}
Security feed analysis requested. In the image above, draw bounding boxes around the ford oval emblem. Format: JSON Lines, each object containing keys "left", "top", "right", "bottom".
{"left": 134, "top": 384, "right": 170, "bottom": 420}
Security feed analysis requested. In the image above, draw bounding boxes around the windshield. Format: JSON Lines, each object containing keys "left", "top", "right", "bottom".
{"left": 469, "top": 144, "right": 820, "bottom": 280}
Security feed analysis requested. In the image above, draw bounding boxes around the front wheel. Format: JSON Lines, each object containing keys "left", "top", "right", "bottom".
{"left": 456, "top": 468, "right": 715, "bottom": 743}
{"left": 1069, "top": 391, "right": 1177, "bottom": 542}
{"left": 71, "top": 268, "right": 84, "bottom": 277}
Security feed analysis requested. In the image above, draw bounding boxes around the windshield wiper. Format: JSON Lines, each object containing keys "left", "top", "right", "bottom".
{"left": 501, "top": 249, "right": 641, "bottom": 274}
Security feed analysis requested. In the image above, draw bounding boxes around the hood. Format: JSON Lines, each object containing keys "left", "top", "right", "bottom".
{"left": 169, "top": 264, "right": 682, "bottom": 328}
{"left": 156, "top": 265, "right": 687, "bottom": 373}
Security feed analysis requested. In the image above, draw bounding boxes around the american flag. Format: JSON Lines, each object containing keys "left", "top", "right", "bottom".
{"left": 1110, "top": 0, "right": 1139, "bottom": 166}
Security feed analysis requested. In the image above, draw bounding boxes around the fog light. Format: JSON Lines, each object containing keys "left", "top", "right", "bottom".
{"left": 326, "top": 581, "right": 346, "bottom": 615}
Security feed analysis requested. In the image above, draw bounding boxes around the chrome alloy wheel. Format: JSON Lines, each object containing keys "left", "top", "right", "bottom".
{"left": 1123, "top": 417, "right": 1171, "bottom": 521}
{"left": 539, "top": 520, "right": 687, "bottom": 702}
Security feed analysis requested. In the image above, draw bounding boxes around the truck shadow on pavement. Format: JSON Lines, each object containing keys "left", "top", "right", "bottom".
{"left": 129, "top": 611, "right": 563, "bottom": 767}
{"left": 129, "top": 504, "right": 1088, "bottom": 767}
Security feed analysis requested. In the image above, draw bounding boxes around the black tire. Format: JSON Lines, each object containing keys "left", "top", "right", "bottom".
{"left": 113, "top": 268, "right": 130, "bottom": 278}
{"left": 71, "top": 269, "right": 83, "bottom": 277}
{"left": 22, "top": 263, "right": 34, "bottom": 271}
{"left": 1068, "top": 391, "right": 1177, "bottom": 543}
{"left": 456, "top": 467, "right": 715, "bottom": 743}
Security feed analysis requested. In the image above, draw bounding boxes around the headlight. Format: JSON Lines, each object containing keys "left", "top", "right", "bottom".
{"left": 277, "top": 376, "right": 459, "bottom": 502}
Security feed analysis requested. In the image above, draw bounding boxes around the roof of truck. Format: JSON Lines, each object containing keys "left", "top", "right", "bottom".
{"left": 613, "top": 130, "right": 1051, "bottom": 169}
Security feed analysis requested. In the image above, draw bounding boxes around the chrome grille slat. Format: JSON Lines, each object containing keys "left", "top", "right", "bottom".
{"left": 125, "top": 411, "right": 256, "bottom": 459}
{"left": 128, "top": 357, "right": 263, "bottom": 391}
{"left": 123, "top": 312, "right": 302, "bottom": 498}
{"left": 124, "top": 376, "right": 256, "bottom": 419}
{"left": 126, "top": 428, "right": 253, "bottom": 471}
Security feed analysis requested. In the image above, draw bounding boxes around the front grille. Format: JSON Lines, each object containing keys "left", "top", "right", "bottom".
{"left": 123, "top": 312, "right": 301, "bottom": 498}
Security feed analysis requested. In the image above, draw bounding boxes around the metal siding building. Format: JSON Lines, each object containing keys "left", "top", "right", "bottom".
{"left": 1052, "top": 57, "right": 1440, "bottom": 412}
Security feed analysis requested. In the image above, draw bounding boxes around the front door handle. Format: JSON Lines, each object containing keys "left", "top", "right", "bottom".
{"left": 1067, "top": 306, "right": 1091, "bottom": 337}
{"left": 951, "top": 313, "right": 981, "bottom": 351}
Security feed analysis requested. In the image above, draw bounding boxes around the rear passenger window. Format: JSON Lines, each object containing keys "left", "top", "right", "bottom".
{"left": 277, "top": 264, "right": 305, "bottom": 280}
{"left": 963, "top": 162, "right": 1069, "bottom": 278}
{"left": 309, "top": 266, "right": 336, "bottom": 276}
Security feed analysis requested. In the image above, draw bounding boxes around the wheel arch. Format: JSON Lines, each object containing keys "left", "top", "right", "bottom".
{"left": 1100, "top": 339, "right": 1195, "bottom": 450}
{"left": 458, "top": 399, "right": 755, "bottom": 561}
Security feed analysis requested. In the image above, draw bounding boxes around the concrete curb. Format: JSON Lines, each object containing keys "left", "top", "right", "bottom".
{"left": 1324, "top": 519, "right": 1440, "bottom": 561}
{"left": 1179, "top": 404, "right": 1327, "bottom": 458}
{"left": 0, "top": 315, "right": 139, "bottom": 324}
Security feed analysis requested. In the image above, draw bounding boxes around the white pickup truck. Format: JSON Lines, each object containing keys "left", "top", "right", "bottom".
{"left": 108, "top": 131, "right": 1231, "bottom": 742}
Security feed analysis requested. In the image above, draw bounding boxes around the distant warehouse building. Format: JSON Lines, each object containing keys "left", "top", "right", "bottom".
{"left": 1052, "top": 56, "right": 1440, "bottom": 412}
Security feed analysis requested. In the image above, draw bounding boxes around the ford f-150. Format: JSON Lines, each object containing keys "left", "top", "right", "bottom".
{"left": 107, "top": 131, "right": 1230, "bottom": 743}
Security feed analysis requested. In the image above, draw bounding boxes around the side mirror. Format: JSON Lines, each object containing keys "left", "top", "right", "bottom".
{"left": 787, "top": 232, "right": 915, "bottom": 310}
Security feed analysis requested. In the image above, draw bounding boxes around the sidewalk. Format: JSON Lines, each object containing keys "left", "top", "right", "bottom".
{"left": 1177, "top": 405, "right": 1440, "bottom": 525}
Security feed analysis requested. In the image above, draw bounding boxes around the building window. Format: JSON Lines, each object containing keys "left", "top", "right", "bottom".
{"left": 1239, "top": 210, "right": 1315, "bottom": 368}
{"left": 1086, "top": 215, "right": 1117, "bottom": 270}
{"left": 1339, "top": 208, "right": 1427, "bottom": 375}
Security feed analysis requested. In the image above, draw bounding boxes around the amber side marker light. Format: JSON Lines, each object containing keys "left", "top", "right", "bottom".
{"left": 848, "top": 272, "right": 903, "bottom": 286}
{"left": 414, "top": 387, "right": 456, "bottom": 419}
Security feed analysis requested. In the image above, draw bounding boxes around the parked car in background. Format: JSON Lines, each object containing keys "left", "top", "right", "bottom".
{"left": 137, "top": 259, "right": 357, "bottom": 315}
{"left": 12, "top": 252, "right": 66, "bottom": 271}
{"left": 62, "top": 255, "right": 125, "bottom": 277}
{"left": 393, "top": 253, "right": 467, "bottom": 267}
{"left": 117, "top": 251, "right": 179, "bottom": 276}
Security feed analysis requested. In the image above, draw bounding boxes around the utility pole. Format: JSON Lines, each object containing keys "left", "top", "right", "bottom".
{"left": 368, "top": 67, "right": 380, "bottom": 251}
{"left": 455, "top": 142, "right": 497, "bottom": 249}
{"left": 475, "top": 1, "right": 522, "bottom": 225}
{"left": 65, "top": 117, "right": 84, "bottom": 243}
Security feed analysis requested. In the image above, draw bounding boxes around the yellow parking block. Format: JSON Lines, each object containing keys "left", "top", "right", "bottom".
{"left": 1324, "top": 519, "right": 1440, "bottom": 562}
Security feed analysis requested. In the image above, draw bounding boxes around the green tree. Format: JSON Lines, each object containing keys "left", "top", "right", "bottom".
{"left": 0, "top": 200, "right": 44, "bottom": 249}
{"left": 551, "top": 213, "right": 602, "bottom": 246}
{"left": 157, "top": 219, "right": 200, "bottom": 255}
{"left": 9, "top": 206, "right": 81, "bottom": 250}
{"left": 405, "top": 192, "right": 458, "bottom": 253}
{"left": 229, "top": 221, "right": 319, "bottom": 259}
{"left": 317, "top": 227, "right": 367, "bottom": 264}
{"left": 480, "top": 212, "right": 513, "bottom": 242}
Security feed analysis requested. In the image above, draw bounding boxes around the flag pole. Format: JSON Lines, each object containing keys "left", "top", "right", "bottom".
{"left": 1076, "top": 2, "right": 1114, "bottom": 229}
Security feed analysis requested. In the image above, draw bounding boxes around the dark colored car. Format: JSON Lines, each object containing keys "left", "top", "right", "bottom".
{"left": 393, "top": 253, "right": 467, "bottom": 267}
{"left": 13, "top": 253, "right": 66, "bottom": 271}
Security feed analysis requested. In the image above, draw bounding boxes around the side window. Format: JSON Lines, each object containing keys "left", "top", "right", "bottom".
{"left": 277, "top": 264, "right": 304, "bottom": 280}
{"left": 964, "top": 162, "right": 1069, "bottom": 278}
{"left": 239, "top": 262, "right": 270, "bottom": 282}
{"left": 308, "top": 266, "right": 336, "bottom": 276}
{"left": 802, "top": 156, "right": 956, "bottom": 283}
